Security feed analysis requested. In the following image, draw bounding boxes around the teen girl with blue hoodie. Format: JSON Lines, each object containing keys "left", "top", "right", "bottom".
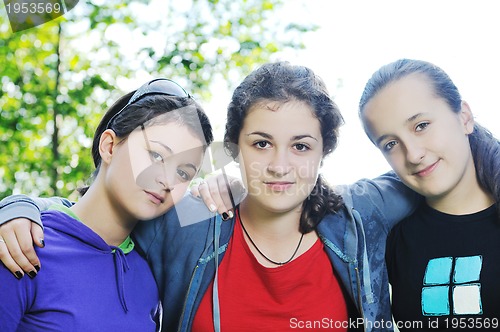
{"left": 0, "top": 78, "right": 214, "bottom": 331}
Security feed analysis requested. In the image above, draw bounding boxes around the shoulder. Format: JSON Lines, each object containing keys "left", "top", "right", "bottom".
{"left": 41, "top": 210, "right": 90, "bottom": 237}
{"left": 316, "top": 207, "right": 350, "bottom": 235}
{"left": 41, "top": 209, "right": 79, "bottom": 224}
{"left": 387, "top": 209, "right": 423, "bottom": 241}
{"left": 125, "top": 247, "right": 155, "bottom": 270}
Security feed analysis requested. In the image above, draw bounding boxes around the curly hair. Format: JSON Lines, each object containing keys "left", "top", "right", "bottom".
{"left": 224, "top": 61, "right": 345, "bottom": 233}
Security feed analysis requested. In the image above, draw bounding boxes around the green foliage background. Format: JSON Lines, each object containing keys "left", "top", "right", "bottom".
{"left": 0, "top": 0, "right": 314, "bottom": 200}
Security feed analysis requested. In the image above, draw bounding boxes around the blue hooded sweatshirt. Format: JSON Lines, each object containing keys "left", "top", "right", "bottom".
{"left": 0, "top": 209, "right": 161, "bottom": 332}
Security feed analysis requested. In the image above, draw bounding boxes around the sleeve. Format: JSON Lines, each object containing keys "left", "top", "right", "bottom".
{"left": 337, "top": 171, "right": 422, "bottom": 231}
{"left": 0, "top": 194, "right": 73, "bottom": 229}
{"left": 0, "top": 265, "right": 33, "bottom": 331}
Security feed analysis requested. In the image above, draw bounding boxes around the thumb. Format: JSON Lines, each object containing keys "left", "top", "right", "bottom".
{"left": 31, "top": 223, "right": 45, "bottom": 248}
{"left": 229, "top": 179, "right": 246, "bottom": 205}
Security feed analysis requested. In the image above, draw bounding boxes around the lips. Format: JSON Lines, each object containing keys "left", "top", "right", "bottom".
{"left": 264, "top": 181, "right": 294, "bottom": 191}
{"left": 145, "top": 191, "right": 165, "bottom": 204}
{"left": 413, "top": 160, "right": 439, "bottom": 177}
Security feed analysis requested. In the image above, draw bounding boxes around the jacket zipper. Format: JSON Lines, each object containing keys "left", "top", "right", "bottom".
{"left": 178, "top": 264, "right": 200, "bottom": 332}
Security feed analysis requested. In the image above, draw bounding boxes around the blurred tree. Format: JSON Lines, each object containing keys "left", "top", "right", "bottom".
{"left": 0, "top": 0, "right": 315, "bottom": 200}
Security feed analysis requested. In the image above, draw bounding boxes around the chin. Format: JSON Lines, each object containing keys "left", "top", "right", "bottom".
{"left": 261, "top": 200, "right": 303, "bottom": 214}
{"left": 135, "top": 207, "right": 167, "bottom": 222}
{"left": 402, "top": 179, "right": 430, "bottom": 196}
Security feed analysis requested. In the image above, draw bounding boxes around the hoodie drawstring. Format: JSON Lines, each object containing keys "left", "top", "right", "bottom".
{"left": 111, "top": 246, "right": 131, "bottom": 312}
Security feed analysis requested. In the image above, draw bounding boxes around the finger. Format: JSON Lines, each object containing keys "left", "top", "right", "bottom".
{"left": 190, "top": 178, "right": 203, "bottom": 197}
{"left": 2, "top": 220, "right": 38, "bottom": 276}
{"left": 205, "top": 175, "right": 232, "bottom": 219}
{"left": 0, "top": 238, "right": 24, "bottom": 279}
{"left": 197, "top": 181, "right": 217, "bottom": 213}
{"left": 31, "top": 223, "right": 45, "bottom": 249}
{"left": 216, "top": 174, "right": 236, "bottom": 215}
{"left": 228, "top": 177, "right": 247, "bottom": 205}
{"left": 190, "top": 185, "right": 201, "bottom": 198}
{"left": 15, "top": 223, "right": 43, "bottom": 270}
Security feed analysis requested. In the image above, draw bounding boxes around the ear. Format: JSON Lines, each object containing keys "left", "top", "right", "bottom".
{"left": 99, "top": 129, "right": 118, "bottom": 166}
{"left": 459, "top": 101, "right": 474, "bottom": 135}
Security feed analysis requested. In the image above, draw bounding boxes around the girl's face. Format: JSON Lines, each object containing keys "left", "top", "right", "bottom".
{"left": 237, "top": 99, "right": 324, "bottom": 214}
{"left": 362, "top": 74, "right": 475, "bottom": 205}
{"left": 106, "top": 122, "right": 205, "bottom": 222}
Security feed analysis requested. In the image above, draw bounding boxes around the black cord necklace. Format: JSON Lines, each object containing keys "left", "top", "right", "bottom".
{"left": 239, "top": 212, "right": 304, "bottom": 266}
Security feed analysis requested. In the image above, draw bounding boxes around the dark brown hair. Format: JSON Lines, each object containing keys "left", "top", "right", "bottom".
{"left": 224, "top": 61, "right": 345, "bottom": 233}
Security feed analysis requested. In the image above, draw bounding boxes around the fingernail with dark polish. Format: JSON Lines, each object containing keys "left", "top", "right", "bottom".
{"left": 34, "top": 265, "right": 41, "bottom": 272}
{"left": 15, "top": 271, "right": 23, "bottom": 279}
{"left": 40, "top": 239, "right": 45, "bottom": 247}
{"left": 222, "top": 212, "right": 229, "bottom": 220}
{"left": 28, "top": 270, "right": 37, "bottom": 279}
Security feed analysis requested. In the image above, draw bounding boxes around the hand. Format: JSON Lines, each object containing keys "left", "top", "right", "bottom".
{"left": 0, "top": 218, "right": 44, "bottom": 279}
{"left": 191, "top": 173, "right": 246, "bottom": 220}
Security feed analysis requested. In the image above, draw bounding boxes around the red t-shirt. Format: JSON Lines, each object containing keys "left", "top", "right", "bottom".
{"left": 192, "top": 215, "right": 348, "bottom": 331}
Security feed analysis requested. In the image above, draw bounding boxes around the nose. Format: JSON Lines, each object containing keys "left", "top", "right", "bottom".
{"left": 404, "top": 139, "right": 425, "bottom": 165}
{"left": 155, "top": 164, "right": 176, "bottom": 192}
{"left": 156, "top": 178, "right": 174, "bottom": 192}
{"left": 267, "top": 149, "right": 292, "bottom": 177}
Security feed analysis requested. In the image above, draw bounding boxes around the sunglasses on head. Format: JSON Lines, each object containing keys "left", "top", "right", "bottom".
{"left": 106, "top": 78, "right": 192, "bottom": 129}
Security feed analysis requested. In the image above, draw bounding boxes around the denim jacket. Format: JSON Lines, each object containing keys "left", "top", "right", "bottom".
{"left": 0, "top": 173, "right": 419, "bottom": 332}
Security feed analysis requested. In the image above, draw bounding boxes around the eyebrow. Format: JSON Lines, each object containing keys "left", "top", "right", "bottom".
{"left": 247, "top": 131, "right": 318, "bottom": 142}
{"left": 406, "top": 112, "right": 426, "bottom": 124}
{"left": 150, "top": 140, "right": 173, "bottom": 154}
{"left": 184, "top": 163, "right": 198, "bottom": 172}
{"left": 374, "top": 112, "right": 427, "bottom": 146}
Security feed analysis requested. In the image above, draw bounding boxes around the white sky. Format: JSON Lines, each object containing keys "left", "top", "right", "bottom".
{"left": 206, "top": 0, "right": 500, "bottom": 185}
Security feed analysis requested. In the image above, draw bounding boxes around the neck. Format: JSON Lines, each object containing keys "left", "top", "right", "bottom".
{"left": 70, "top": 180, "right": 136, "bottom": 246}
{"left": 428, "top": 188, "right": 494, "bottom": 215}
{"left": 239, "top": 199, "right": 301, "bottom": 238}
{"left": 238, "top": 199, "right": 318, "bottom": 267}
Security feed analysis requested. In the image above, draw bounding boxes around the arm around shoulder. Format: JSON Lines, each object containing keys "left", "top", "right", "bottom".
{"left": 0, "top": 194, "right": 73, "bottom": 228}
{"left": 337, "top": 171, "right": 422, "bottom": 229}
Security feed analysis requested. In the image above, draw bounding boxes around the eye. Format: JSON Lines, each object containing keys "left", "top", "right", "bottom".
{"left": 177, "top": 168, "right": 192, "bottom": 182}
{"left": 415, "top": 122, "right": 429, "bottom": 132}
{"left": 293, "top": 143, "right": 310, "bottom": 152}
{"left": 148, "top": 150, "right": 164, "bottom": 163}
{"left": 382, "top": 140, "right": 398, "bottom": 152}
{"left": 254, "top": 141, "right": 271, "bottom": 149}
